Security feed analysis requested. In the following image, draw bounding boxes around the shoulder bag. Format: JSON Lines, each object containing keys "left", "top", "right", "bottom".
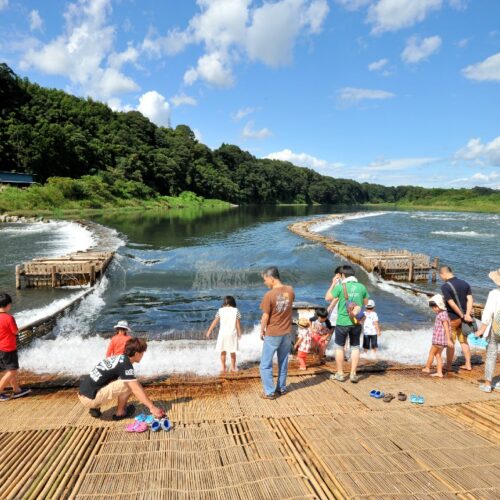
{"left": 342, "top": 283, "right": 365, "bottom": 324}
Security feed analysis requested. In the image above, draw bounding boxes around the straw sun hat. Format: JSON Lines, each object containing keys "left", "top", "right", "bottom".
{"left": 489, "top": 269, "right": 500, "bottom": 287}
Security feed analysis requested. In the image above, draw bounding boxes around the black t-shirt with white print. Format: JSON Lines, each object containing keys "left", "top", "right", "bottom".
{"left": 79, "top": 355, "right": 136, "bottom": 399}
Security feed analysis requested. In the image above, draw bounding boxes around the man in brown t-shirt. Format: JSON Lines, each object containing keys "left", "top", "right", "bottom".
{"left": 259, "top": 266, "right": 295, "bottom": 399}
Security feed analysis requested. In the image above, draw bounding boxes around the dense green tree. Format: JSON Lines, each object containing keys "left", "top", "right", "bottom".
{"left": 0, "top": 64, "right": 497, "bottom": 207}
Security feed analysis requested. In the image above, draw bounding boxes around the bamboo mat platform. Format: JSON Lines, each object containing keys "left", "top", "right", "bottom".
{"left": 1, "top": 366, "right": 500, "bottom": 499}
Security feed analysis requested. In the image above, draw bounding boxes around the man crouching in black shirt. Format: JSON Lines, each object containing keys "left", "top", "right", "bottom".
{"left": 78, "top": 337, "right": 165, "bottom": 420}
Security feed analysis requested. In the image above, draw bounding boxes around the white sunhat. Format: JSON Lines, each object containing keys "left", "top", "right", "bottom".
{"left": 428, "top": 294, "right": 446, "bottom": 311}
{"left": 366, "top": 299, "right": 375, "bottom": 309}
{"left": 113, "top": 320, "right": 131, "bottom": 331}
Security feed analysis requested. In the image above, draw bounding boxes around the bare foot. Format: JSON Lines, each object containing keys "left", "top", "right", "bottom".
{"left": 430, "top": 372, "right": 443, "bottom": 378}
{"left": 422, "top": 368, "right": 431, "bottom": 374}
{"left": 460, "top": 365, "right": 472, "bottom": 371}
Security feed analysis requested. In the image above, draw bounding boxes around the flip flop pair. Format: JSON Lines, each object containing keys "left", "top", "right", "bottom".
{"left": 135, "top": 414, "right": 155, "bottom": 425}
{"left": 410, "top": 394, "right": 425, "bottom": 405}
{"left": 369, "top": 390, "right": 384, "bottom": 399}
{"left": 126, "top": 421, "right": 148, "bottom": 433}
{"left": 151, "top": 418, "right": 172, "bottom": 432}
{"left": 383, "top": 393, "right": 395, "bottom": 403}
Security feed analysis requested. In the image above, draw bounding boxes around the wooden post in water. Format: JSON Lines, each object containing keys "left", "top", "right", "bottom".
{"left": 51, "top": 266, "right": 57, "bottom": 288}
{"left": 90, "top": 265, "right": 96, "bottom": 286}
{"left": 15, "top": 265, "right": 21, "bottom": 289}
{"left": 432, "top": 256, "right": 439, "bottom": 283}
{"left": 408, "top": 258, "right": 414, "bottom": 282}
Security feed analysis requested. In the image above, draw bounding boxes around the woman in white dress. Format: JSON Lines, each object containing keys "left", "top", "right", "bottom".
{"left": 206, "top": 296, "right": 242, "bottom": 373}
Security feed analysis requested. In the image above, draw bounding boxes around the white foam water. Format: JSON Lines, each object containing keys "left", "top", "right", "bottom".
{"left": 53, "top": 276, "right": 110, "bottom": 337}
{"left": 310, "top": 211, "right": 388, "bottom": 233}
{"left": 20, "top": 323, "right": 265, "bottom": 376}
{"left": 431, "top": 230, "right": 493, "bottom": 238}
{"left": 15, "top": 291, "right": 89, "bottom": 329}
{"left": 366, "top": 272, "right": 430, "bottom": 310}
{"left": 1, "top": 221, "right": 96, "bottom": 256}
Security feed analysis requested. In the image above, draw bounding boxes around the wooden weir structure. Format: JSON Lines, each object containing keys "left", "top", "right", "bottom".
{"left": 16, "top": 251, "right": 114, "bottom": 289}
{"left": 289, "top": 214, "right": 439, "bottom": 282}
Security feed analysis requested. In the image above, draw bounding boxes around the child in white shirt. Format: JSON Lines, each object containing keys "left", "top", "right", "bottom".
{"left": 362, "top": 299, "right": 381, "bottom": 357}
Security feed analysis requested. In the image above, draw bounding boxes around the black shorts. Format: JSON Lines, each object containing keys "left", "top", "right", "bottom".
{"left": 334, "top": 324, "right": 362, "bottom": 350}
{"left": 363, "top": 335, "right": 378, "bottom": 350}
{"left": 0, "top": 350, "right": 19, "bottom": 370}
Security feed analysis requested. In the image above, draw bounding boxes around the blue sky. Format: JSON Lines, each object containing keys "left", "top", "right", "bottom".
{"left": 1, "top": 0, "right": 499, "bottom": 188}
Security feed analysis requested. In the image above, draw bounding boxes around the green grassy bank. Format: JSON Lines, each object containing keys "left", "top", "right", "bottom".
{"left": 367, "top": 191, "right": 500, "bottom": 214}
{"left": 0, "top": 176, "right": 232, "bottom": 217}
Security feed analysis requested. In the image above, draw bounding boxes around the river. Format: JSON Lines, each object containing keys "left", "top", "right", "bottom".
{"left": 0, "top": 206, "right": 498, "bottom": 376}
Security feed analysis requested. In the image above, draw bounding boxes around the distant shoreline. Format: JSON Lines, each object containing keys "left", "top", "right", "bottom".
{"left": 364, "top": 202, "right": 500, "bottom": 214}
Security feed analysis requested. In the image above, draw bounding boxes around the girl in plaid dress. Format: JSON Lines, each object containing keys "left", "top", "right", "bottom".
{"left": 422, "top": 294, "right": 452, "bottom": 378}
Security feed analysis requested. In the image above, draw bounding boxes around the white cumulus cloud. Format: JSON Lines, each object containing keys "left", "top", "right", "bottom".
{"left": 334, "top": 0, "right": 371, "bottom": 11}
{"left": 137, "top": 91, "right": 171, "bottom": 127}
{"left": 367, "top": 0, "right": 442, "bottom": 34}
{"left": 184, "top": 51, "right": 234, "bottom": 87}
{"left": 20, "top": 0, "right": 139, "bottom": 102}
{"left": 234, "top": 107, "right": 256, "bottom": 120}
{"left": 29, "top": 10, "right": 43, "bottom": 32}
{"left": 449, "top": 171, "right": 500, "bottom": 189}
{"left": 368, "top": 58, "right": 388, "bottom": 71}
{"left": 171, "top": 93, "right": 198, "bottom": 107}
{"left": 266, "top": 148, "right": 343, "bottom": 171}
{"left": 401, "top": 35, "right": 442, "bottom": 64}
{"left": 242, "top": 121, "right": 272, "bottom": 140}
{"left": 337, "top": 86, "right": 395, "bottom": 105}
{"left": 363, "top": 157, "right": 439, "bottom": 171}
{"left": 144, "top": 0, "right": 329, "bottom": 87}
{"left": 454, "top": 136, "right": 500, "bottom": 167}
{"left": 462, "top": 52, "right": 500, "bottom": 82}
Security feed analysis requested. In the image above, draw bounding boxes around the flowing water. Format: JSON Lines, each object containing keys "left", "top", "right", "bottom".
{"left": 0, "top": 207, "right": 498, "bottom": 376}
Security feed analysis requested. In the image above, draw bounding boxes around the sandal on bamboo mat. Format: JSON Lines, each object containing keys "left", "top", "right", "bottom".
{"left": 383, "top": 393, "right": 395, "bottom": 403}
{"left": 151, "top": 418, "right": 172, "bottom": 432}
{"left": 373, "top": 391, "right": 384, "bottom": 399}
{"left": 410, "top": 394, "right": 425, "bottom": 405}
{"left": 397, "top": 392, "right": 407, "bottom": 401}
{"left": 125, "top": 421, "right": 148, "bottom": 433}
{"left": 112, "top": 404, "right": 135, "bottom": 421}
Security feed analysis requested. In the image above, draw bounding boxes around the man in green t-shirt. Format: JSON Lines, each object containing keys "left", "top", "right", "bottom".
{"left": 327, "top": 265, "right": 369, "bottom": 383}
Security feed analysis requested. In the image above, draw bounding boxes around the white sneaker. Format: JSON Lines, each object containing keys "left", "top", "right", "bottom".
{"left": 479, "top": 384, "right": 492, "bottom": 393}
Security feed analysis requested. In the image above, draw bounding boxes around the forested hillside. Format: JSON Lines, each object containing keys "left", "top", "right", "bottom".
{"left": 1, "top": 63, "right": 498, "bottom": 210}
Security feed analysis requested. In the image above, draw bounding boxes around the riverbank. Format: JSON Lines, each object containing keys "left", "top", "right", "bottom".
{"left": 0, "top": 176, "right": 233, "bottom": 217}
{"left": 368, "top": 198, "right": 500, "bottom": 214}
{"left": 1, "top": 361, "right": 499, "bottom": 498}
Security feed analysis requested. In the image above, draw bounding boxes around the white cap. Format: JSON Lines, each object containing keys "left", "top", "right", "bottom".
{"left": 366, "top": 299, "right": 375, "bottom": 309}
{"left": 428, "top": 294, "right": 446, "bottom": 311}
{"left": 113, "top": 320, "right": 131, "bottom": 331}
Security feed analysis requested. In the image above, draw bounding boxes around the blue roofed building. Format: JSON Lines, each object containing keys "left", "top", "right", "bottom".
{"left": 0, "top": 171, "right": 35, "bottom": 187}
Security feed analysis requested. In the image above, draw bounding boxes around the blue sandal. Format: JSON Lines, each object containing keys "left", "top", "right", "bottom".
{"left": 410, "top": 394, "right": 425, "bottom": 405}
{"left": 373, "top": 391, "right": 384, "bottom": 399}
